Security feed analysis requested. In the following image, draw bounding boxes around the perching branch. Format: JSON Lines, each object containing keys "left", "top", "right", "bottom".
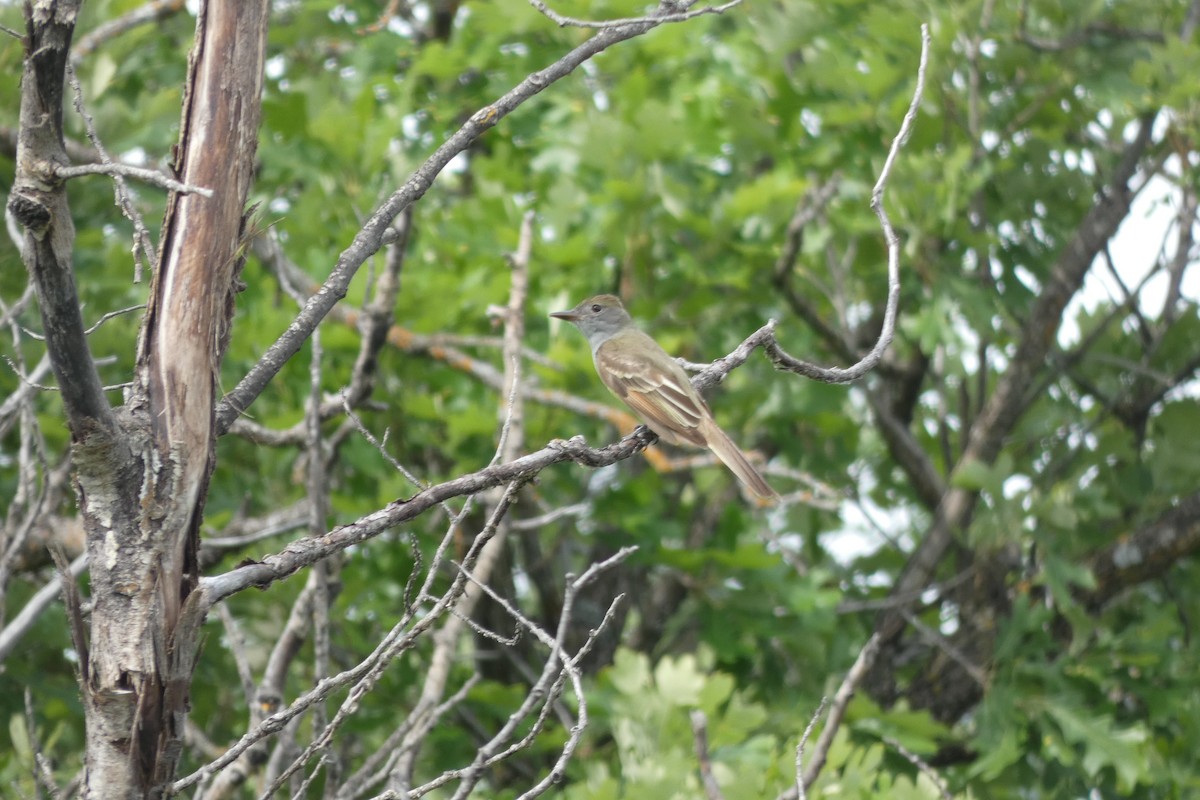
{"left": 761, "top": 24, "right": 929, "bottom": 385}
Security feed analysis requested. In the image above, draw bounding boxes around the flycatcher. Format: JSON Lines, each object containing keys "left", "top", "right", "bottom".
{"left": 551, "top": 294, "right": 777, "bottom": 500}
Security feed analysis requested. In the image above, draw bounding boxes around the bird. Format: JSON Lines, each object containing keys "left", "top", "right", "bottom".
{"left": 550, "top": 294, "right": 777, "bottom": 501}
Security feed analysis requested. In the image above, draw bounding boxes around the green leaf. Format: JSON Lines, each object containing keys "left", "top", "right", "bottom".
{"left": 654, "top": 654, "right": 706, "bottom": 707}
{"left": 8, "top": 715, "right": 32, "bottom": 765}
{"left": 1045, "top": 702, "right": 1150, "bottom": 791}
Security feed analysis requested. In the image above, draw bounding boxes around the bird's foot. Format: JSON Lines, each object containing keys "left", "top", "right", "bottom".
{"left": 632, "top": 425, "right": 659, "bottom": 447}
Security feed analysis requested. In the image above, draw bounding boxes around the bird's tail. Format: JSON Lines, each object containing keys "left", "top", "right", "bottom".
{"left": 699, "top": 417, "right": 779, "bottom": 502}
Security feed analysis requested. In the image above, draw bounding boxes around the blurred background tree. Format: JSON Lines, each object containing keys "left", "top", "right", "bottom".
{"left": 1, "top": 0, "right": 1198, "bottom": 797}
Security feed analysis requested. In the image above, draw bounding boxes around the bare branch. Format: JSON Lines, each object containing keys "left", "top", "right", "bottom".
{"left": 510, "top": 502, "right": 590, "bottom": 530}
{"left": 0, "top": 550, "right": 87, "bottom": 663}
{"left": 216, "top": 604, "right": 257, "bottom": 708}
{"left": 254, "top": 478, "right": 530, "bottom": 798}
{"left": 763, "top": 25, "right": 929, "bottom": 385}
{"left": 777, "top": 633, "right": 882, "bottom": 795}
{"left": 83, "top": 303, "right": 146, "bottom": 336}
{"left": 527, "top": 0, "right": 743, "bottom": 29}
{"left": 690, "top": 710, "right": 726, "bottom": 800}
{"left": 386, "top": 212, "right": 534, "bottom": 792}
{"left": 793, "top": 698, "right": 828, "bottom": 800}
{"left": 71, "top": 0, "right": 186, "bottom": 59}
{"left": 8, "top": 0, "right": 116, "bottom": 435}
{"left": 65, "top": 64, "right": 158, "bottom": 279}
{"left": 55, "top": 161, "right": 213, "bottom": 197}
{"left": 0, "top": 352, "right": 51, "bottom": 440}
{"left": 882, "top": 735, "right": 953, "bottom": 799}
{"left": 200, "top": 501, "right": 310, "bottom": 556}
{"left": 900, "top": 609, "right": 989, "bottom": 688}
{"left": 1080, "top": 490, "right": 1200, "bottom": 611}
{"left": 405, "top": 550, "right": 634, "bottom": 799}
{"left": 25, "top": 688, "right": 63, "bottom": 799}
{"left": 875, "top": 108, "right": 1161, "bottom": 644}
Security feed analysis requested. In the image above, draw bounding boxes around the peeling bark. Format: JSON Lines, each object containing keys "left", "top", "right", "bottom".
{"left": 6, "top": 1, "right": 269, "bottom": 796}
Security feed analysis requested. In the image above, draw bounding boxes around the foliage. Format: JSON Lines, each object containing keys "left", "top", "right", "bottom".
{"left": 2, "top": 0, "right": 1199, "bottom": 796}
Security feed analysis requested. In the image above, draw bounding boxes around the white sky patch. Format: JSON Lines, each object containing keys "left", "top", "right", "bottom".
{"left": 329, "top": 4, "right": 360, "bottom": 24}
{"left": 800, "top": 108, "right": 822, "bottom": 137}
{"left": 401, "top": 113, "right": 423, "bottom": 141}
{"left": 1003, "top": 473, "right": 1031, "bottom": 499}
{"left": 1062, "top": 167, "right": 1196, "bottom": 345}
{"left": 119, "top": 147, "right": 148, "bottom": 166}
{"left": 266, "top": 55, "right": 286, "bottom": 81}
{"left": 444, "top": 150, "right": 469, "bottom": 175}
{"left": 388, "top": 16, "right": 415, "bottom": 36}
{"left": 822, "top": 486, "right": 916, "bottom": 568}
{"left": 581, "top": 60, "right": 609, "bottom": 111}
{"left": 820, "top": 522, "right": 879, "bottom": 565}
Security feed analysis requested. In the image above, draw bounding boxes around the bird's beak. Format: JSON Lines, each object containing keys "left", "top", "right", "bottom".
{"left": 549, "top": 309, "right": 578, "bottom": 321}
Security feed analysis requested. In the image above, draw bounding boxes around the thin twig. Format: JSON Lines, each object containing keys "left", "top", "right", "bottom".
{"left": 406, "top": 550, "right": 634, "bottom": 799}
{"left": 55, "top": 162, "right": 213, "bottom": 197}
{"left": 774, "top": 633, "right": 882, "bottom": 797}
{"left": 794, "top": 698, "right": 828, "bottom": 800}
{"left": 762, "top": 24, "right": 930, "bottom": 385}
{"left": 217, "top": 604, "right": 258, "bottom": 708}
{"left": 881, "top": 735, "right": 953, "bottom": 799}
{"left": 65, "top": 64, "right": 157, "bottom": 279}
{"left": 25, "top": 688, "right": 63, "bottom": 799}
{"left": 249, "top": 478, "right": 530, "bottom": 799}
{"left": 900, "top": 609, "right": 989, "bottom": 688}
{"left": 71, "top": 0, "right": 186, "bottom": 59}
{"left": 510, "top": 502, "right": 590, "bottom": 530}
{"left": 527, "top": 0, "right": 743, "bottom": 29}
{"left": 690, "top": 710, "right": 726, "bottom": 800}
{"left": 0, "top": 552, "right": 88, "bottom": 663}
{"left": 83, "top": 303, "right": 147, "bottom": 335}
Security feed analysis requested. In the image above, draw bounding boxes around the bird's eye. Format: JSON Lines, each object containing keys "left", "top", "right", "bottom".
{"left": 590, "top": 304, "right": 602, "bottom": 313}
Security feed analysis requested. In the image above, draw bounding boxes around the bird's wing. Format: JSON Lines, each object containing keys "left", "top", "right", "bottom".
{"left": 595, "top": 334, "right": 709, "bottom": 447}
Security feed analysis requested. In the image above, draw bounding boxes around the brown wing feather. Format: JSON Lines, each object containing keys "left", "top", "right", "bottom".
{"left": 594, "top": 334, "right": 708, "bottom": 447}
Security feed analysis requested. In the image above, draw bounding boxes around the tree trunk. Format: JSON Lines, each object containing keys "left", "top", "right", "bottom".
{"left": 9, "top": 1, "right": 269, "bottom": 796}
